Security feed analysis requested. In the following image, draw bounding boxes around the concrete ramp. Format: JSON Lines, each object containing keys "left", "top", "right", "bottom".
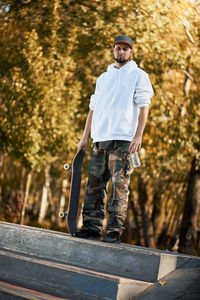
{"left": 0, "top": 221, "right": 200, "bottom": 299}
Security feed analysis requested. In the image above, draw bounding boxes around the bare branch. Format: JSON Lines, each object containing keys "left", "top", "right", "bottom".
{"left": 185, "top": 27, "right": 195, "bottom": 44}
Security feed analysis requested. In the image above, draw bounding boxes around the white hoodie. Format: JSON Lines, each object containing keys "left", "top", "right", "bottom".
{"left": 89, "top": 60, "right": 154, "bottom": 143}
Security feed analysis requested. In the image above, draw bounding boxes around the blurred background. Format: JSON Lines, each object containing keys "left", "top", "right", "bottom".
{"left": 0, "top": 0, "right": 199, "bottom": 256}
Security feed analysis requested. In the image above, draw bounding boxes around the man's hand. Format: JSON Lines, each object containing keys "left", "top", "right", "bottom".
{"left": 77, "top": 137, "right": 88, "bottom": 152}
{"left": 129, "top": 134, "right": 142, "bottom": 153}
{"left": 77, "top": 110, "right": 93, "bottom": 153}
{"left": 129, "top": 106, "right": 149, "bottom": 153}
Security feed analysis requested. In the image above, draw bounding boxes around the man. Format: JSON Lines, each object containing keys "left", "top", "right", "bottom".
{"left": 76, "top": 35, "right": 154, "bottom": 243}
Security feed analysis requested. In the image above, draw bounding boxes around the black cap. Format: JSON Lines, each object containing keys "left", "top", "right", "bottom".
{"left": 113, "top": 35, "right": 133, "bottom": 48}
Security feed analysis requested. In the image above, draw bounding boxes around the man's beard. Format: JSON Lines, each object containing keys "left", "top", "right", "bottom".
{"left": 114, "top": 55, "right": 131, "bottom": 64}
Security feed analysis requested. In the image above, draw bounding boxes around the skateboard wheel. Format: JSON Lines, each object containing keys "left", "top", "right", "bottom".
{"left": 64, "top": 164, "right": 72, "bottom": 171}
{"left": 59, "top": 211, "right": 68, "bottom": 217}
{"left": 64, "top": 164, "right": 70, "bottom": 170}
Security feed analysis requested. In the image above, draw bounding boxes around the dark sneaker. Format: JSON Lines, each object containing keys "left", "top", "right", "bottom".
{"left": 75, "top": 229, "right": 101, "bottom": 240}
{"left": 102, "top": 232, "right": 121, "bottom": 243}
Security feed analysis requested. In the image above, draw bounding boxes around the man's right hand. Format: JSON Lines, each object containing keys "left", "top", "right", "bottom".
{"left": 77, "top": 109, "right": 93, "bottom": 152}
{"left": 77, "top": 137, "right": 88, "bottom": 152}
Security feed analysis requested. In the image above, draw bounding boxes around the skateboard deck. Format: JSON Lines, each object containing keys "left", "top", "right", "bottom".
{"left": 66, "top": 150, "right": 85, "bottom": 235}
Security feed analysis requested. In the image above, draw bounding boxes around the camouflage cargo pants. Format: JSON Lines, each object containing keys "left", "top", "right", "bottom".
{"left": 82, "top": 140, "right": 134, "bottom": 235}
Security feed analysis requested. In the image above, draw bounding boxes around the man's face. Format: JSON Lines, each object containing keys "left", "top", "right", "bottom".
{"left": 113, "top": 42, "right": 132, "bottom": 64}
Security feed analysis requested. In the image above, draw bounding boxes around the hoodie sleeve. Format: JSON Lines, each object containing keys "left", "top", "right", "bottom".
{"left": 89, "top": 76, "right": 101, "bottom": 111}
{"left": 134, "top": 71, "right": 154, "bottom": 108}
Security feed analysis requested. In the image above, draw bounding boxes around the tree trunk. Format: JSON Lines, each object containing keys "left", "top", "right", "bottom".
{"left": 178, "top": 158, "right": 200, "bottom": 255}
{"left": 151, "top": 190, "right": 162, "bottom": 240}
{"left": 38, "top": 163, "right": 51, "bottom": 224}
{"left": 20, "top": 170, "right": 32, "bottom": 225}
{"left": 58, "top": 178, "right": 68, "bottom": 225}
{"left": 138, "top": 175, "right": 155, "bottom": 248}
{"left": 15, "top": 167, "right": 26, "bottom": 223}
{"left": 0, "top": 153, "right": 4, "bottom": 216}
{"left": 129, "top": 197, "right": 144, "bottom": 246}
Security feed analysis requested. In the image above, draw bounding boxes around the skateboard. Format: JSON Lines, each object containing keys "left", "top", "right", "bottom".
{"left": 60, "top": 150, "right": 85, "bottom": 236}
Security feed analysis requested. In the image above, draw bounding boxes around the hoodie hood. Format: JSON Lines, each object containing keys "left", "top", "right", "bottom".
{"left": 107, "top": 60, "right": 138, "bottom": 72}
